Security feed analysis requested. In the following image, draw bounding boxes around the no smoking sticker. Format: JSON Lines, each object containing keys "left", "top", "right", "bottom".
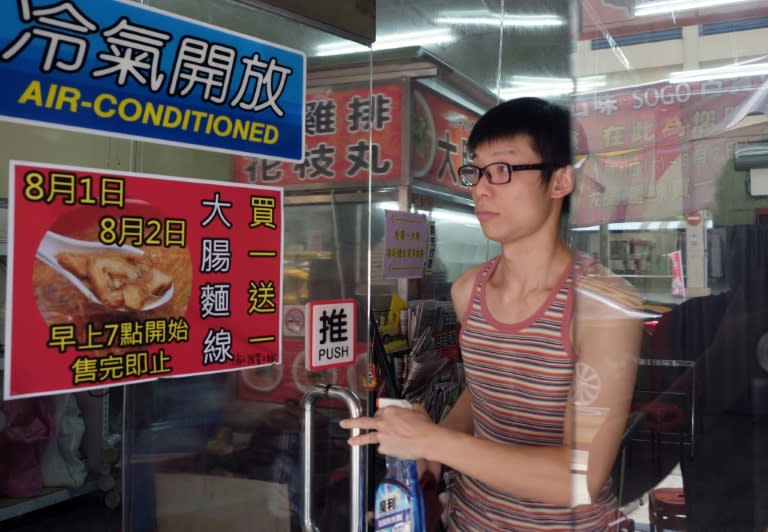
{"left": 283, "top": 305, "right": 306, "bottom": 337}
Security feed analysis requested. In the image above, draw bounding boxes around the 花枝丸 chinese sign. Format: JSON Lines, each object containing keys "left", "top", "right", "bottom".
{"left": 4, "top": 161, "right": 283, "bottom": 399}
{"left": 0, "top": 0, "right": 305, "bottom": 162}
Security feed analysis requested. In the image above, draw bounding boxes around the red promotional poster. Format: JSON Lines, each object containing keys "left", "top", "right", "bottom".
{"left": 4, "top": 161, "right": 283, "bottom": 399}
{"left": 233, "top": 84, "right": 403, "bottom": 186}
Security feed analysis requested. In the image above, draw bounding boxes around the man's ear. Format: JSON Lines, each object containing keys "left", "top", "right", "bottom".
{"left": 549, "top": 165, "right": 575, "bottom": 200}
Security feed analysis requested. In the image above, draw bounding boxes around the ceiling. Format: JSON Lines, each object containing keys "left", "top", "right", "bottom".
{"left": 337, "top": 0, "right": 572, "bottom": 99}
{"left": 195, "top": 0, "right": 573, "bottom": 107}
{"left": 149, "top": 0, "right": 768, "bottom": 108}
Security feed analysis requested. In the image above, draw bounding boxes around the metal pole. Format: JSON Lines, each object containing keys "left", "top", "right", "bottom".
{"left": 302, "top": 384, "right": 364, "bottom": 532}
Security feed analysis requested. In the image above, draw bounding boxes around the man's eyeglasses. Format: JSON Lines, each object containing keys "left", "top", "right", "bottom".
{"left": 457, "top": 162, "right": 554, "bottom": 187}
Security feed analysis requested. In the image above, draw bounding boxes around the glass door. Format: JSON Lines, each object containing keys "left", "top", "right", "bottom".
{"left": 571, "top": 2, "right": 768, "bottom": 529}
{"left": 13, "top": 0, "right": 766, "bottom": 530}
{"left": 119, "top": 1, "right": 768, "bottom": 530}
{"left": 120, "top": 0, "right": 575, "bottom": 530}
{"left": 119, "top": 2, "right": 377, "bottom": 531}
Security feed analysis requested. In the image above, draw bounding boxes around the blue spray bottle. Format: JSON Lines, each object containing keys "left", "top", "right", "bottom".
{"left": 373, "top": 399, "right": 426, "bottom": 532}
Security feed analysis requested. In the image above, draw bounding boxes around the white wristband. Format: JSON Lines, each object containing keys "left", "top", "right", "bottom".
{"left": 377, "top": 398, "right": 412, "bottom": 409}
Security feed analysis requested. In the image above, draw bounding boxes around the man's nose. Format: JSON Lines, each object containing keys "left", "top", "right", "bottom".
{"left": 472, "top": 173, "right": 493, "bottom": 196}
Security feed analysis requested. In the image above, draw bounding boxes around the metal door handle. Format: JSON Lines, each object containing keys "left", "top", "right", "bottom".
{"left": 302, "top": 384, "right": 364, "bottom": 532}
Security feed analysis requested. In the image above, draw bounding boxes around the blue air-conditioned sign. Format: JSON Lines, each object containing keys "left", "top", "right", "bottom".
{"left": 0, "top": 0, "right": 306, "bottom": 162}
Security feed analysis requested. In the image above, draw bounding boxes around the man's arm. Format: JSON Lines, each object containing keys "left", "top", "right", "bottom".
{"left": 358, "top": 267, "right": 643, "bottom": 506}
{"left": 439, "top": 265, "right": 480, "bottom": 437}
{"left": 419, "top": 389, "right": 474, "bottom": 480}
{"left": 418, "top": 272, "right": 477, "bottom": 480}
{"left": 572, "top": 310, "right": 642, "bottom": 501}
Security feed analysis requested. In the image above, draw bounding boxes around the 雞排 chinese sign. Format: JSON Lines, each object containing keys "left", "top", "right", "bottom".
{"left": 4, "top": 161, "right": 284, "bottom": 399}
{"left": 0, "top": 0, "right": 305, "bottom": 162}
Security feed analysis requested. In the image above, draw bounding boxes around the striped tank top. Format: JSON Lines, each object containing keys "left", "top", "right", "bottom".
{"left": 447, "top": 255, "right": 617, "bottom": 531}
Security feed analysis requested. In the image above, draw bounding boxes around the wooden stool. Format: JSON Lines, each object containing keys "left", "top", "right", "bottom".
{"left": 649, "top": 487, "right": 686, "bottom": 531}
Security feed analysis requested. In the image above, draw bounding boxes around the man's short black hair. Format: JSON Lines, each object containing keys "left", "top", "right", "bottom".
{"left": 467, "top": 97, "right": 573, "bottom": 213}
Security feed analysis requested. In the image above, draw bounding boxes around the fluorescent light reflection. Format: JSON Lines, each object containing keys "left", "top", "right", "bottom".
{"left": 497, "top": 75, "right": 606, "bottom": 100}
{"left": 434, "top": 12, "right": 565, "bottom": 28}
{"left": 634, "top": 0, "right": 752, "bottom": 17}
{"left": 314, "top": 29, "right": 455, "bottom": 57}
{"left": 376, "top": 202, "right": 479, "bottom": 226}
{"left": 571, "top": 220, "right": 713, "bottom": 231}
{"left": 431, "top": 208, "right": 480, "bottom": 225}
{"left": 669, "top": 60, "right": 768, "bottom": 83}
{"left": 576, "top": 285, "right": 663, "bottom": 320}
{"left": 576, "top": 76, "right": 608, "bottom": 93}
{"left": 499, "top": 76, "right": 573, "bottom": 99}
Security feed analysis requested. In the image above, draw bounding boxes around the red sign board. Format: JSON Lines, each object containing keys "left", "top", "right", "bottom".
{"left": 572, "top": 76, "right": 768, "bottom": 225}
{"left": 231, "top": 82, "right": 481, "bottom": 198}
{"left": 5, "top": 161, "right": 283, "bottom": 399}
{"left": 233, "top": 84, "right": 403, "bottom": 186}
{"left": 411, "top": 86, "right": 479, "bottom": 193}
{"left": 572, "top": 77, "right": 768, "bottom": 155}
{"left": 686, "top": 211, "right": 702, "bottom": 226}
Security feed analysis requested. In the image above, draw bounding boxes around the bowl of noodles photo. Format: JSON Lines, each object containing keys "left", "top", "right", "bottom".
{"left": 411, "top": 89, "right": 436, "bottom": 177}
{"left": 32, "top": 200, "right": 193, "bottom": 355}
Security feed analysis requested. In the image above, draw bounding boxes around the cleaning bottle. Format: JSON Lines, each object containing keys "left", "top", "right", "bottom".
{"left": 373, "top": 399, "right": 426, "bottom": 532}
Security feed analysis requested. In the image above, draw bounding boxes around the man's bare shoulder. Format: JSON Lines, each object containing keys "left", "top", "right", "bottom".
{"left": 453, "top": 263, "right": 485, "bottom": 291}
{"left": 450, "top": 262, "right": 487, "bottom": 322}
{"left": 574, "top": 260, "right": 644, "bottom": 321}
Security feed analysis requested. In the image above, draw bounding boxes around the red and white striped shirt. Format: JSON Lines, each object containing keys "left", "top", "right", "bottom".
{"left": 447, "top": 254, "right": 618, "bottom": 531}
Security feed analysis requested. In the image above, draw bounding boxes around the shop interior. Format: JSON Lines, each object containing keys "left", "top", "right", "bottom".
{"left": 1, "top": 0, "right": 768, "bottom": 531}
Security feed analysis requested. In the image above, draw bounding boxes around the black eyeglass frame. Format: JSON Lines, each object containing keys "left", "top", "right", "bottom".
{"left": 457, "top": 162, "right": 556, "bottom": 187}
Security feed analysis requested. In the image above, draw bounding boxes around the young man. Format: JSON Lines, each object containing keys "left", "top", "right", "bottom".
{"left": 342, "top": 97, "right": 643, "bottom": 530}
